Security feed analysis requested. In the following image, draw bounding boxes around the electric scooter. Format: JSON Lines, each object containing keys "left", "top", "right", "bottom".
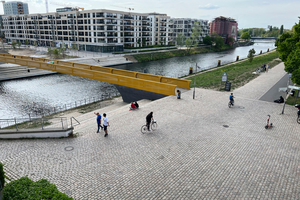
{"left": 265, "top": 115, "right": 273, "bottom": 129}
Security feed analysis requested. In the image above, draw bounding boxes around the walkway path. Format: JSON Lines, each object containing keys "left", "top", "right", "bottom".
{"left": 1, "top": 62, "right": 300, "bottom": 199}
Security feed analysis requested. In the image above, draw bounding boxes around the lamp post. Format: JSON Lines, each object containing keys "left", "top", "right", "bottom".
{"left": 193, "top": 63, "right": 200, "bottom": 99}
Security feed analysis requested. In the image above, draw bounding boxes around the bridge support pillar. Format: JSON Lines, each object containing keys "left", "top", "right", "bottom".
{"left": 114, "top": 85, "right": 167, "bottom": 103}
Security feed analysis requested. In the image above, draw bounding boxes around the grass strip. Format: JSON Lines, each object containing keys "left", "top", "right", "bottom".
{"left": 187, "top": 51, "right": 280, "bottom": 90}
{"left": 132, "top": 46, "right": 233, "bottom": 62}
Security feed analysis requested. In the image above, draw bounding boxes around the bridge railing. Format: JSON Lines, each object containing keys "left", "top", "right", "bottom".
{"left": 22, "top": 93, "right": 118, "bottom": 119}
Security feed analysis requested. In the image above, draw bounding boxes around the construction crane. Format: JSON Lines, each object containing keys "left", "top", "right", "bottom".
{"left": 110, "top": 5, "right": 134, "bottom": 11}
{"left": 45, "top": 0, "right": 48, "bottom": 13}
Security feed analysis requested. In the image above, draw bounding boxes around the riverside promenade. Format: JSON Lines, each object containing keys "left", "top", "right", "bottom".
{"left": 1, "top": 62, "right": 300, "bottom": 199}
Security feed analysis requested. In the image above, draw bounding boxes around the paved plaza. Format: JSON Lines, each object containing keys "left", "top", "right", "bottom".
{"left": 1, "top": 62, "right": 300, "bottom": 199}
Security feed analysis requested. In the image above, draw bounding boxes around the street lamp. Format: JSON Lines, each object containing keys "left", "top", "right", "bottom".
{"left": 193, "top": 63, "right": 200, "bottom": 99}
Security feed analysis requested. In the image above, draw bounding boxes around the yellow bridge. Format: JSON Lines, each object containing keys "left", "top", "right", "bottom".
{"left": 0, "top": 54, "right": 191, "bottom": 101}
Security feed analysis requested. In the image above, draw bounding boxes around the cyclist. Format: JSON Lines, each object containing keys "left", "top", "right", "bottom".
{"left": 146, "top": 112, "right": 153, "bottom": 131}
{"left": 229, "top": 93, "right": 234, "bottom": 105}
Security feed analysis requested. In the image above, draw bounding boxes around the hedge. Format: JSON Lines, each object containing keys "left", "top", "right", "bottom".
{"left": 3, "top": 176, "right": 73, "bottom": 200}
{"left": 0, "top": 162, "right": 4, "bottom": 189}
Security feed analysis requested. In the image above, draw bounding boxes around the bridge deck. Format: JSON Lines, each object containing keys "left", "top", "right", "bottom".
{"left": 0, "top": 54, "right": 191, "bottom": 96}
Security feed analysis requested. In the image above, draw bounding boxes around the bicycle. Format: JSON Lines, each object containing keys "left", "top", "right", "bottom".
{"left": 228, "top": 100, "right": 234, "bottom": 108}
{"left": 141, "top": 119, "right": 157, "bottom": 134}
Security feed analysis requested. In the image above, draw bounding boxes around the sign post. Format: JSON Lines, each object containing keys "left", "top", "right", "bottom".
{"left": 193, "top": 63, "right": 200, "bottom": 99}
{"left": 221, "top": 72, "right": 227, "bottom": 87}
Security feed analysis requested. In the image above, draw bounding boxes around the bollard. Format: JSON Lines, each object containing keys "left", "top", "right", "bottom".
{"left": 260, "top": 50, "right": 262, "bottom": 54}
{"left": 218, "top": 60, "right": 221, "bottom": 66}
{"left": 236, "top": 56, "right": 239, "bottom": 61}
{"left": 177, "top": 90, "right": 181, "bottom": 99}
{"left": 189, "top": 67, "right": 193, "bottom": 74}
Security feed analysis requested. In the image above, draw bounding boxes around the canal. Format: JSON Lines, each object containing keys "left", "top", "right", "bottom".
{"left": 0, "top": 40, "right": 275, "bottom": 119}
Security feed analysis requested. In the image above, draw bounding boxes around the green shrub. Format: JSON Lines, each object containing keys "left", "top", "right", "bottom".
{"left": 3, "top": 176, "right": 73, "bottom": 200}
{"left": 0, "top": 162, "right": 4, "bottom": 189}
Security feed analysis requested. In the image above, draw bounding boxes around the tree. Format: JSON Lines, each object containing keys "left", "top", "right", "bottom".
{"left": 228, "top": 37, "right": 235, "bottom": 45}
{"left": 247, "top": 48, "right": 256, "bottom": 63}
{"left": 17, "top": 41, "right": 21, "bottom": 48}
{"left": 33, "top": 40, "right": 37, "bottom": 48}
{"left": 275, "top": 32, "right": 294, "bottom": 62}
{"left": 176, "top": 33, "right": 185, "bottom": 49}
{"left": 142, "top": 38, "right": 146, "bottom": 46}
{"left": 159, "top": 38, "right": 164, "bottom": 46}
{"left": 276, "top": 19, "right": 300, "bottom": 84}
{"left": 280, "top": 25, "right": 284, "bottom": 35}
{"left": 214, "top": 36, "right": 224, "bottom": 49}
{"left": 11, "top": 42, "right": 17, "bottom": 49}
{"left": 24, "top": 39, "right": 29, "bottom": 48}
{"left": 203, "top": 35, "right": 212, "bottom": 45}
{"left": 185, "top": 37, "right": 193, "bottom": 53}
{"left": 241, "top": 32, "right": 251, "bottom": 40}
{"left": 191, "top": 22, "right": 201, "bottom": 45}
{"left": 52, "top": 48, "right": 59, "bottom": 58}
{"left": 47, "top": 47, "right": 52, "bottom": 57}
{"left": 137, "top": 38, "right": 141, "bottom": 47}
{"left": 59, "top": 43, "right": 66, "bottom": 58}
{"left": 71, "top": 42, "right": 77, "bottom": 51}
{"left": 51, "top": 40, "right": 55, "bottom": 47}
{"left": 269, "top": 26, "right": 273, "bottom": 32}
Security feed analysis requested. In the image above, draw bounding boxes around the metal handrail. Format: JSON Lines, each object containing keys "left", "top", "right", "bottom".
{"left": 70, "top": 117, "right": 80, "bottom": 128}
{"left": 0, "top": 117, "right": 68, "bottom": 131}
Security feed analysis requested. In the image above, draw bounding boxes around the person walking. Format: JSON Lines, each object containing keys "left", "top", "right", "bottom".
{"left": 266, "top": 64, "right": 269, "bottom": 72}
{"left": 103, "top": 113, "right": 109, "bottom": 137}
{"left": 146, "top": 112, "right": 153, "bottom": 131}
{"left": 94, "top": 112, "right": 103, "bottom": 133}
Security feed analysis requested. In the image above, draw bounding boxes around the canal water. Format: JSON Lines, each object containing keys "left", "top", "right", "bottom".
{"left": 0, "top": 40, "right": 275, "bottom": 119}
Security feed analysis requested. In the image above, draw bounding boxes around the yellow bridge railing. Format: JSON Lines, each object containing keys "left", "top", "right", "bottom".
{"left": 0, "top": 54, "right": 191, "bottom": 96}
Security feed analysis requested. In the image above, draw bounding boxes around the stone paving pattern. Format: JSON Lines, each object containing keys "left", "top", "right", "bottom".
{"left": 1, "top": 62, "right": 300, "bottom": 199}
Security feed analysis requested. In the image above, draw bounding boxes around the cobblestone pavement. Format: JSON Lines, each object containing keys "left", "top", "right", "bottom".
{"left": 1, "top": 62, "right": 300, "bottom": 199}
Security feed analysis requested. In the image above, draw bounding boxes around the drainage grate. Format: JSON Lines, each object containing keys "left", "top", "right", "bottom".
{"left": 64, "top": 146, "right": 74, "bottom": 151}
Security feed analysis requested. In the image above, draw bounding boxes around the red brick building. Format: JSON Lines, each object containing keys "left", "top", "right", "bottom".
{"left": 210, "top": 16, "right": 238, "bottom": 44}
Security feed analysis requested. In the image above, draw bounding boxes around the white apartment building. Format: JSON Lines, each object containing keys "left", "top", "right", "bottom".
{"left": 168, "top": 18, "right": 209, "bottom": 44}
{"left": 2, "top": 9, "right": 171, "bottom": 52}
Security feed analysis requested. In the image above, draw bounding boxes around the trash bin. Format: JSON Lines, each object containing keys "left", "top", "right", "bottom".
{"left": 225, "top": 82, "right": 231, "bottom": 91}
{"left": 177, "top": 90, "right": 181, "bottom": 99}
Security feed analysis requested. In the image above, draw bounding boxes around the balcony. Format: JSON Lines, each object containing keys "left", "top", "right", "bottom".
{"left": 124, "top": 28, "right": 134, "bottom": 31}
{"left": 107, "top": 28, "right": 118, "bottom": 31}
{"left": 107, "top": 40, "right": 118, "bottom": 43}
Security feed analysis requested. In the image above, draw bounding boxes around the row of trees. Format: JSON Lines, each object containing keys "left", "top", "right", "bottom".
{"left": 175, "top": 22, "right": 202, "bottom": 52}
{"left": 175, "top": 23, "right": 227, "bottom": 51}
{"left": 238, "top": 25, "right": 285, "bottom": 39}
{"left": 276, "top": 19, "right": 300, "bottom": 85}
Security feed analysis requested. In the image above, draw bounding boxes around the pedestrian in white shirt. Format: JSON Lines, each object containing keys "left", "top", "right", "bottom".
{"left": 103, "top": 113, "right": 110, "bottom": 137}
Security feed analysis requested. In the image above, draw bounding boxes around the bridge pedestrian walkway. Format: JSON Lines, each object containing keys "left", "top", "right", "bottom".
{"left": 0, "top": 54, "right": 191, "bottom": 98}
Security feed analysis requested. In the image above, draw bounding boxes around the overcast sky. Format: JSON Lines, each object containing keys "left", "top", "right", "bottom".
{"left": 0, "top": 0, "right": 299, "bottom": 30}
